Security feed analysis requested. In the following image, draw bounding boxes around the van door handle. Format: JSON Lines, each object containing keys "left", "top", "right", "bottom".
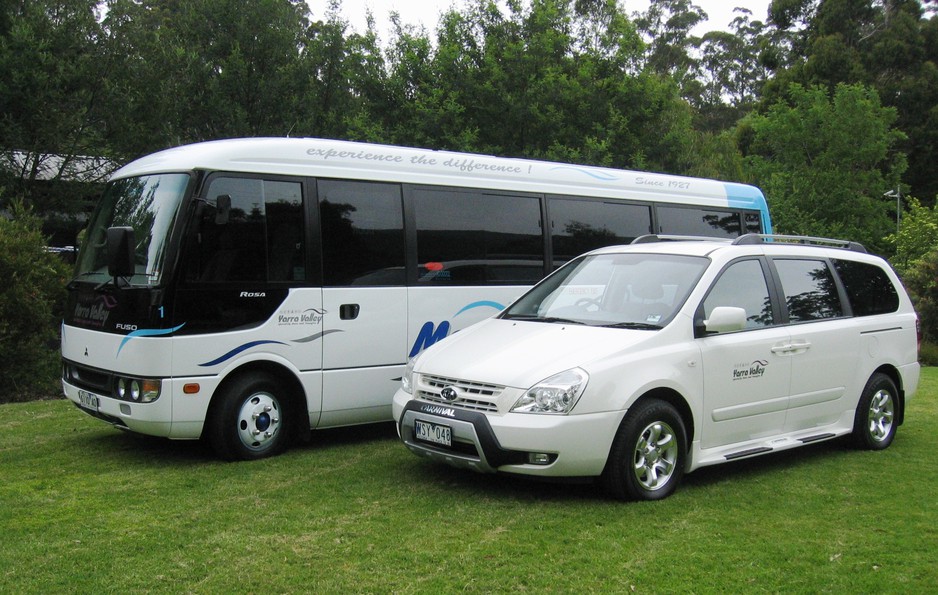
{"left": 340, "top": 304, "right": 360, "bottom": 320}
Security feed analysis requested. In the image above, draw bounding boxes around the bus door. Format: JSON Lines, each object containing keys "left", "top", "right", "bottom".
{"left": 175, "top": 174, "right": 322, "bottom": 425}
{"left": 317, "top": 180, "right": 408, "bottom": 426}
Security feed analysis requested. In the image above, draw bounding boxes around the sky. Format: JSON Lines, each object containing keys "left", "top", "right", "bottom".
{"left": 309, "top": 0, "right": 773, "bottom": 41}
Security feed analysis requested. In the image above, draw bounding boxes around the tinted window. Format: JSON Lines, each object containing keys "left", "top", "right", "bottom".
{"left": 188, "top": 177, "right": 304, "bottom": 283}
{"left": 833, "top": 259, "right": 900, "bottom": 316}
{"left": 744, "top": 212, "right": 762, "bottom": 234}
{"left": 320, "top": 180, "right": 405, "bottom": 286}
{"left": 657, "top": 206, "right": 742, "bottom": 238}
{"left": 549, "top": 197, "right": 652, "bottom": 264}
{"left": 703, "top": 259, "right": 774, "bottom": 329}
{"left": 414, "top": 188, "right": 544, "bottom": 285}
{"left": 774, "top": 259, "right": 843, "bottom": 322}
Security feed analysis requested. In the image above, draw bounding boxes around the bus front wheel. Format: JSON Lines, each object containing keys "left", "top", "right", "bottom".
{"left": 207, "top": 371, "right": 292, "bottom": 460}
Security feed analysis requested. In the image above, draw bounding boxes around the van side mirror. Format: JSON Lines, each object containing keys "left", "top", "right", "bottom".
{"left": 106, "top": 226, "right": 135, "bottom": 279}
{"left": 703, "top": 306, "right": 747, "bottom": 333}
{"left": 215, "top": 194, "right": 231, "bottom": 225}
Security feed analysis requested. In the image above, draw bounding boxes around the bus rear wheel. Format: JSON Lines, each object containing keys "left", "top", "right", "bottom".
{"left": 208, "top": 371, "right": 292, "bottom": 460}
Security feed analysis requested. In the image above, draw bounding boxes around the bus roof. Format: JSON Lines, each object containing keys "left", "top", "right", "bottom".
{"left": 112, "top": 137, "right": 768, "bottom": 212}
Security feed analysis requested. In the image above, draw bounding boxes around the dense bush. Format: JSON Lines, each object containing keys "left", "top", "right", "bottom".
{"left": 902, "top": 248, "right": 938, "bottom": 347}
{"left": 0, "top": 202, "right": 69, "bottom": 402}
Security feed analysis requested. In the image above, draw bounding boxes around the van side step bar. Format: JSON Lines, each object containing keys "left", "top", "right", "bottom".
{"left": 725, "top": 447, "right": 773, "bottom": 460}
{"left": 799, "top": 433, "right": 835, "bottom": 443}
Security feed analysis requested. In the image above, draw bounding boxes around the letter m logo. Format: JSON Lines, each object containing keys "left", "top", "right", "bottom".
{"left": 409, "top": 321, "right": 451, "bottom": 358}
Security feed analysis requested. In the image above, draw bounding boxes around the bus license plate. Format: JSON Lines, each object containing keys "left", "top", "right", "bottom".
{"left": 415, "top": 419, "right": 452, "bottom": 447}
{"left": 78, "top": 390, "right": 99, "bottom": 412}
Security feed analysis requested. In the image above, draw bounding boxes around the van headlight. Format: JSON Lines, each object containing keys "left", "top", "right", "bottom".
{"left": 402, "top": 356, "right": 420, "bottom": 394}
{"left": 511, "top": 368, "right": 588, "bottom": 414}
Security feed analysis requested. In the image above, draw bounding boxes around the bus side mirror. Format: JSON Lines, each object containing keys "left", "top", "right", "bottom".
{"left": 106, "top": 226, "right": 135, "bottom": 278}
{"left": 215, "top": 194, "right": 231, "bottom": 225}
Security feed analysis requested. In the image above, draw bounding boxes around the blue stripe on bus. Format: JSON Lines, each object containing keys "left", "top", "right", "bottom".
{"left": 116, "top": 323, "right": 186, "bottom": 356}
{"left": 198, "top": 340, "right": 288, "bottom": 367}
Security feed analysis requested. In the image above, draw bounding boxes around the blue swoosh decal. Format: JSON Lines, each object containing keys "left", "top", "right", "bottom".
{"left": 117, "top": 323, "right": 186, "bottom": 356}
{"left": 454, "top": 301, "right": 505, "bottom": 317}
{"left": 291, "top": 329, "right": 343, "bottom": 343}
{"left": 199, "top": 340, "right": 288, "bottom": 367}
{"left": 549, "top": 166, "right": 618, "bottom": 181}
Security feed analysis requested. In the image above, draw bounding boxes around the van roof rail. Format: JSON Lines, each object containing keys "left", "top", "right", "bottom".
{"left": 631, "top": 234, "right": 732, "bottom": 244}
{"left": 733, "top": 234, "right": 867, "bottom": 253}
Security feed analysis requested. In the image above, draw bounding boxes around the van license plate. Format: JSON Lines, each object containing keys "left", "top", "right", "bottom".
{"left": 78, "top": 390, "right": 99, "bottom": 412}
{"left": 415, "top": 419, "right": 452, "bottom": 447}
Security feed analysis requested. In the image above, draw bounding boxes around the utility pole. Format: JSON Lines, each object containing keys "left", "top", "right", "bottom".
{"left": 884, "top": 187, "right": 901, "bottom": 234}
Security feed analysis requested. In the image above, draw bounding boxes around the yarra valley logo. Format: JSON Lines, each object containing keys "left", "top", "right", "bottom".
{"left": 733, "top": 360, "right": 768, "bottom": 381}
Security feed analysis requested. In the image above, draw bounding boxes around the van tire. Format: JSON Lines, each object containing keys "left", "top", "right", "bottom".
{"left": 207, "top": 371, "right": 293, "bottom": 460}
{"left": 851, "top": 373, "right": 898, "bottom": 451}
{"left": 602, "top": 399, "right": 686, "bottom": 501}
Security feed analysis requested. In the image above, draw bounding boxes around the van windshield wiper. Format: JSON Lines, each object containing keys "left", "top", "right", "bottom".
{"left": 600, "top": 321, "right": 663, "bottom": 330}
{"left": 503, "top": 314, "right": 585, "bottom": 325}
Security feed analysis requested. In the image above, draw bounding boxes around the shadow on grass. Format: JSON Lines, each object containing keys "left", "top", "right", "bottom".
{"left": 73, "top": 420, "right": 402, "bottom": 467}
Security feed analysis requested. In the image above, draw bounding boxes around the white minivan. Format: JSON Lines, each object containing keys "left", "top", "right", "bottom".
{"left": 392, "top": 235, "right": 920, "bottom": 500}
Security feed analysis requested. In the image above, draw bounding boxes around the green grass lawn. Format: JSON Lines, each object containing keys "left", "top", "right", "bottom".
{"left": 3, "top": 370, "right": 936, "bottom": 593}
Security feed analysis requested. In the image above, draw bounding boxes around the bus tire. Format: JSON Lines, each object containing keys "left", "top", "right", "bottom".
{"left": 207, "top": 371, "right": 293, "bottom": 461}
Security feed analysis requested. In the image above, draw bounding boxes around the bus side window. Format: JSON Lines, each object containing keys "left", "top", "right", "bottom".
{"left": 187, "top": 177, "right": 304, "bottom": 284}
{"left": 413, "top": 188, "right": 544, "bottom": 285}
{"left": 264, "top": 180, "right": 304, "bottom": 282}
{"left": 319, "top": 180, "right": 405, "bottom": 286}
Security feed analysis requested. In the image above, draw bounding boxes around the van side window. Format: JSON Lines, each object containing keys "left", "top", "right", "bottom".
{"left": 319, "top": 180, "right": 405, "bottom": 286}
{"left": 774, "top": 259, "right": 843, "bottom": 322}
{"left": 833, "top": 259, "right": 900, "bottom": 316}
{"left": 413, "top": 188, "right": 544, "bottom": 285}
{"left": 702, "top": 259, "right": 774, "bottom": 329}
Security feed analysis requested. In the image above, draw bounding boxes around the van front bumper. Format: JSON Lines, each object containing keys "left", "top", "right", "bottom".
{"left": 396, "top": 396, "right": 624, "bottom": 477}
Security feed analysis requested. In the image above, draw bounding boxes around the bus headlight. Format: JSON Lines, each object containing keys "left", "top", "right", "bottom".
{"left": 512, "top": 368, "right": 588, "bottom": 414}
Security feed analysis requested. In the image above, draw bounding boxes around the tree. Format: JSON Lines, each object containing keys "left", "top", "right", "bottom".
{"left": 887, "top": 196, "right": 938, "bottom": 273}
{"left": 743, "top": 83, "right": 906, "bottom": 254}
{"left": 0, "top": 0, "right": 108, "bottom": 202}
{"left": 0, "top": 200, "right": 69, "bottom": 402}
{"left": 102, "top": 0, "right": 312, "bottom": 156}
{"left": 762, "top": 0, "right": 938, "bottom": 202}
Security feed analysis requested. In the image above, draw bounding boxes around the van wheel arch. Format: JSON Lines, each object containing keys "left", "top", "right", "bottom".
{"left": 601, "top": 388, "right": 693, "bottom": 501}
{"left": 204, "top": 362, "right": 309, "bottom": 459}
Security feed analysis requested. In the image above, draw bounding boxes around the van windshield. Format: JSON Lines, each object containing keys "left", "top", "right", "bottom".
{"left": 73, "top": 173, "right": 190, "bottom": 286}
{"left": 502, "top": 253, "right": 709, "bottom": 328}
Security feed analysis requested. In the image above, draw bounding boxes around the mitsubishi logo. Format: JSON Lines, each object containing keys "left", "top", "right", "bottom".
{"left": 439, "top": 386, "right": 459, "bottom": 402}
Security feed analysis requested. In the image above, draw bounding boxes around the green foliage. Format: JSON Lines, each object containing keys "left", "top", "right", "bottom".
{"left": 901, "top": 248, "right": 938, "bottom": 343}
{"left": 887, "top": 196, "right": 938, "bottom": 274}
{"left": 917, "top": 341, "right": 938, "bottom": 366}
{"left": 0, "top": 200, "right": 69, "bottom": 402}
{"left": 744, "top": 83, "right": 906, "bottom": 254}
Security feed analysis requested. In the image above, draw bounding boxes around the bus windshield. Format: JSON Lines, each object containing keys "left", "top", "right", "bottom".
{"left": 73, "top": 173, "right": 190, "bottom": 286}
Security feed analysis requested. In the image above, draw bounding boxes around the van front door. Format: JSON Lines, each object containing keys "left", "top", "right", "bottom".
{"left": 697, "top": 258, "right": 790, "bottom": 449}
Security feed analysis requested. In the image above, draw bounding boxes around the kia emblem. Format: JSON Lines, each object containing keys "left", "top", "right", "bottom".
{"left": 440, "top": 386, "right": 458, "bottom": 402}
